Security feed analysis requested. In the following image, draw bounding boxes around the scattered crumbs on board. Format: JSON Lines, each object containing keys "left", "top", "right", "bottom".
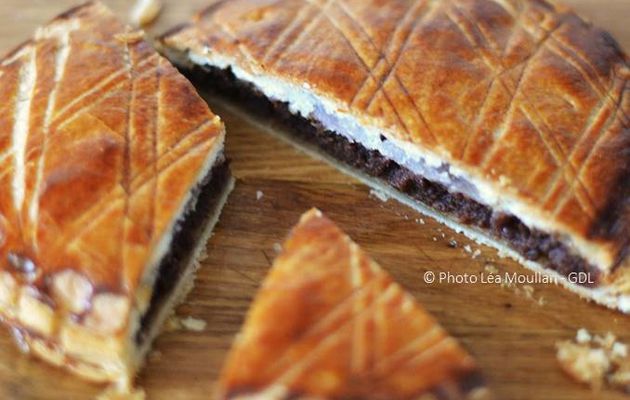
{"left": 510, "top": 283, "right": 546, "bottom": 306}
{"left": 556, "top": 329, "right": 630, "bottom": 392}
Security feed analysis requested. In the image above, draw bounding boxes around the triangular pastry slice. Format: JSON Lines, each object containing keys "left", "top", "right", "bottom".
{"left": 0, "top": 1, "right": 233, "bottom": 386}
{"left": 218, "top": 209, "right": 489, "bottom": 399}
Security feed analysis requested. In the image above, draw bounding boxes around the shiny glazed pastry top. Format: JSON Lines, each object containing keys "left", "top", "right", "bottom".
{"left": 218, "top": 209, "right": 488, "bottom": 400}
{"left": 161, "top": 0, "right": 630, "bottom": 276}
{"left": 0, "top": 0, "right": 225, "bottom": 382}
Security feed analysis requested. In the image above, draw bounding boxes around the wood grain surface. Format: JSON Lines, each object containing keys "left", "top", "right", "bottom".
{"left": 0, "top": 1, "right": 628, "bottom": 399}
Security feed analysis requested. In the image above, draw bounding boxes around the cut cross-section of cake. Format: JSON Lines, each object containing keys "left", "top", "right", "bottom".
{"left": 217, "top": 209, "right": 489, "bottom": 400}
{"left": 160, "top": 0, "right": 630, "bottom": 312}
{"left": 0, "top": 1, "right": 233, "bottom": 386}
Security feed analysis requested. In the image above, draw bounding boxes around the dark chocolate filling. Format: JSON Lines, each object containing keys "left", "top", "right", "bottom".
{"left": 182, "top": 63, "right": 600, "bottom": 286}
{"left": 135, "top": 156, "right": 230, "bottom": 344}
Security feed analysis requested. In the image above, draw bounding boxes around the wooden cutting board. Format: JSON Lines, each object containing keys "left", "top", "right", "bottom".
{"left": 0, "top": 1, "right": 628, "bottom": 399}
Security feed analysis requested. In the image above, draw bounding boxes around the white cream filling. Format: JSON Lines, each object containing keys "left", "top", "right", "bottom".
{"left": 169, "top": 47, "right": 612, "bottom": 272}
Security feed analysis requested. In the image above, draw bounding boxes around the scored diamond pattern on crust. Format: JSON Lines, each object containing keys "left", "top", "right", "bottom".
{"left": 169, "top": 0, "right": 630, "bottom": 247}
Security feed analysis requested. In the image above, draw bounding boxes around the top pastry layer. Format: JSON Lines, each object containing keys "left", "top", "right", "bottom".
{"left": 0, "top": 1, "right": 224, "bottom": 307}
{"left": 161, "top": 0, "right": 630, "bottom": 272}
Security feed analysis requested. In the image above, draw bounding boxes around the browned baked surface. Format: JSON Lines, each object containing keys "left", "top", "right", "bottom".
{"left": 161, "top": 0, "right": 630, "bottom": 270}
{"left": 0, "top": 0, "right": 225, "bottom": 382}
{"left": 217, "top": 209, "right": 488, "bottom": 400}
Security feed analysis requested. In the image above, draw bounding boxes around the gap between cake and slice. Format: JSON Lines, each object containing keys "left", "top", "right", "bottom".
{"left": 158, "top": 0, "right": 630, "bottom": 313}
{"left": 0, "top": 0, "right": 233, "bottom": 391}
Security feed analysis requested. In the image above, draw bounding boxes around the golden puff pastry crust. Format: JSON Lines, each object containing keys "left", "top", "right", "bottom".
{"left": 160, "top": 0, "right": 630, "bottom": 312}
{"left": 0, "top": 1, "right": 232, "bottom": 385}
{"left": 218, "top": 209, "right": 489, "bottom": 400}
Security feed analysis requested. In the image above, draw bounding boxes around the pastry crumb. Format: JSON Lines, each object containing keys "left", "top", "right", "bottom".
{"left": 522, "top": 285, "right": 535, "bottom": 299}
{"left": 499, "top": 276, "right": 513, "bottom": 288}
{"left": 612, "top": 342, "right": 628, "bottom": 359}
{"left": 369, "top": 189, "right": 390, "bottom": 202}
{"left": 594, "top": 332, "right": 617, "bottom": 349}
{"left": 180, "top": 316, "right": 207, "bottom": 332}
{"left": 556, "top": 341, "right": 609, "bottom": 389}
{"left": 484, "top": 264, "right": 498, "bottom": 274}
{"left": 557, "top": 329, "right": 630, "bottom": 392}
{"left": 256, "top": 190, "right": 264, "bottom": 200}
{"left": 463, "top": 245, "right": 472, "bottom": 254}
{"left": 472, "top": 249, "right": 481, "bottom": 259}
{"left": 576, "top": 328, "right": 592, "bottom": 344}
{"left": 130, "top": 0, "right": 162, "bottom": 27}
{"left": 164, "top": 315, "right": 207, "bottom": 332}
{"left": 417, "top": 218, "right": 425, "bottom": 225}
